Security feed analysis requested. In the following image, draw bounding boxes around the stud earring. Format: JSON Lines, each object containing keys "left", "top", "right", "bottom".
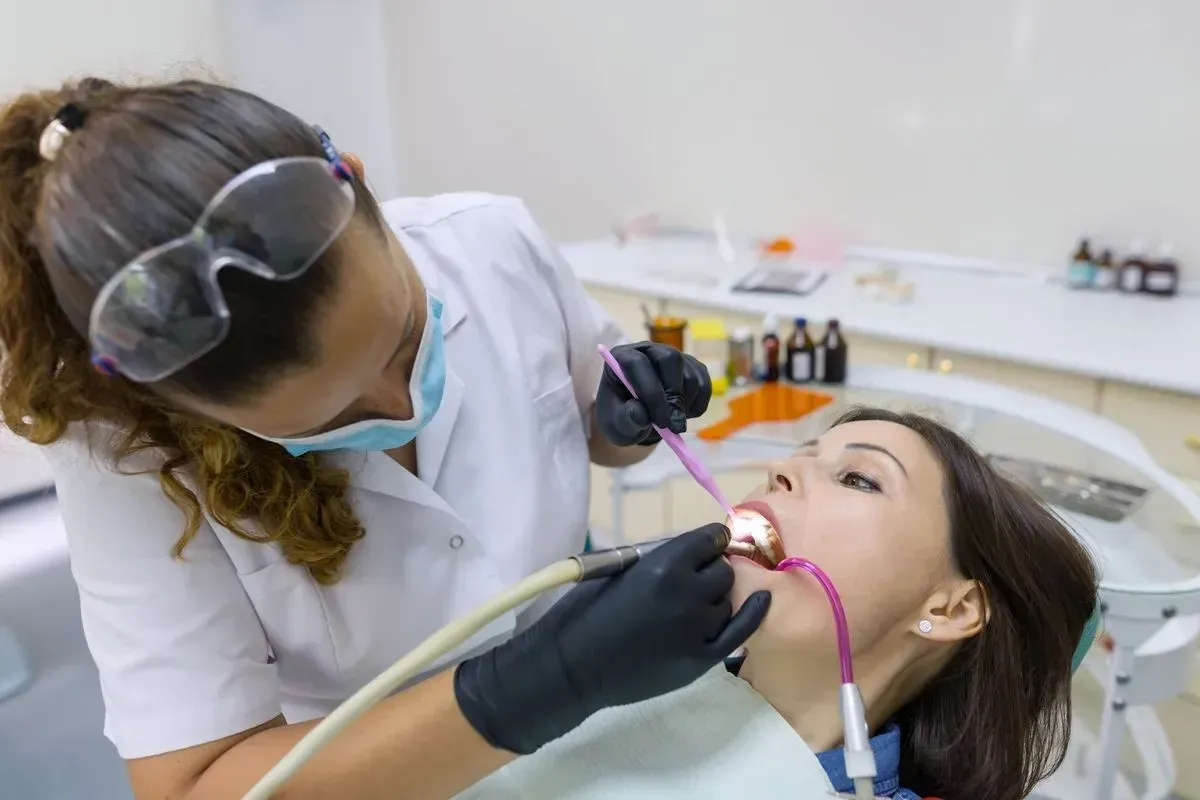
{"left": 918, "top": 620, "right": 934, "bottom": 634}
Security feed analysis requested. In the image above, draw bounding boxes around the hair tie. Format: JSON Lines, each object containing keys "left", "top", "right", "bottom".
{"left": 312, "top": 124, "right": 351, "bottom": 181}
{"left": 38, "top": 103, "right": 86, "bottom": 162}
{"left": 89, "top": 352, "right": 119, "bottom": 378}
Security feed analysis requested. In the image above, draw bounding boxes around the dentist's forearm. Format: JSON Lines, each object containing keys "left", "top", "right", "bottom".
{"left": 131, "top": 671, "right": 513, "bottom": 800}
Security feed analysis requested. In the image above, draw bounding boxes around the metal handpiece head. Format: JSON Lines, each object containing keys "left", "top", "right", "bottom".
{"left": 724, "top": 509, "right": 784, "bottom": 568}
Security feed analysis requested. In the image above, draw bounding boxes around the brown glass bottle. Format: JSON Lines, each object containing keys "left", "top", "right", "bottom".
{"left": 1142, "top": 243, "right": 1180, "bottom": 297}
{"left": 1067, "top": 238, "right": 1095, "bottom": 288}
{"left": 818, "top": 319, "right": 848, "bottom": 384}
{"left": 1092, "top": 249, "right": 1115, "bottom": 290}
{"left": 785, "top": 317, "right": 815, "bottom": 383}
{"left": 1118, "top": 238, "right": 1149, "bottom": 293}
{"left": 761, "top": 315, "right": 781, "bottom": 381}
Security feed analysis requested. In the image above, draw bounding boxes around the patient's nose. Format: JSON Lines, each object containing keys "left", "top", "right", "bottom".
{"left": 768, "top": 460, "right": 804, "bottom": 495}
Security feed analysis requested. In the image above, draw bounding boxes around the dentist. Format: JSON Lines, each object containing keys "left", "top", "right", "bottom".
{"left": 0, "top": 78, "right": 770, "bottom": 799}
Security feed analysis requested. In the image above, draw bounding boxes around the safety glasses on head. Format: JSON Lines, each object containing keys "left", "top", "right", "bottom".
{"left": 88, "top": 154, "right": 355, "bottom": 383}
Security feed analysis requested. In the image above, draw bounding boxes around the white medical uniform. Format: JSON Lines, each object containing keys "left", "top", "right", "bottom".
{"left": 44, "top": 194, "right": 623, "bottom": 759}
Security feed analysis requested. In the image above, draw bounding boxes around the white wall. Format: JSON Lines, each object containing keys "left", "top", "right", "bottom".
{"left": 217, "top": 0, "right": 401, "bottom": 199}
{"left": 383, "top": 0, "right": 1200, "bottom": 272}
{"left": 1, "top": 0, "right": 401, "bottom": 199}
{"left": 0, "top": 0, "right": 226, "bottom": 96}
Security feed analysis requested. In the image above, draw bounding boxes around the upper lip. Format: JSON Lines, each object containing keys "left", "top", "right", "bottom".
{"left": 733, "top": 499, "right": 783, "bottom": 541}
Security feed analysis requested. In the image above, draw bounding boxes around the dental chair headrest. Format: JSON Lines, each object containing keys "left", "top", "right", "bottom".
{"left": 1071, "top": 604, "right": 1102, "bottom": 675}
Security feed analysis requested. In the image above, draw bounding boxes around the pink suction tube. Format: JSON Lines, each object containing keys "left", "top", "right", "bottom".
{"left": 774, "top": 557, "right": 855, "bottom": 685}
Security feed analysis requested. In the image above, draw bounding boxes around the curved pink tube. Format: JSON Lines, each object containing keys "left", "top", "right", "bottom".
{"left": 775, "top": 557, "right": 854, "bottom": 684}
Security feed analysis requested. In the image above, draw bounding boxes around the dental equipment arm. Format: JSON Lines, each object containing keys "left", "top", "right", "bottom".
{"left": 242, "top": 526, "right": 769, "bottom": 800}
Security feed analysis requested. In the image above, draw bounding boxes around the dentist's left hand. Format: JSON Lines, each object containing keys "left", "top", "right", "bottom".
{"left": 595, "top": 341, "right": 712, "bottom": 446}
{"left": 453, "top": 524, "right": 770, "bottom": 755}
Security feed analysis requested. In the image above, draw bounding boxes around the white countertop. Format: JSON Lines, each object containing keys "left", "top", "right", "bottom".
{"left": 561, "top": 238, "right": 1200, "bottom": 396}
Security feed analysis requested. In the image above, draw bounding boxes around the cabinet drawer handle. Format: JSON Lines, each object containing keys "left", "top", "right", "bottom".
{"left": 938, "top": 359, "right": 954, "bottom": 374}
{"left": 905, "top": 353, "right": 920, "bottom": 369}
{"left": 1186, "top": 435, "right": 1200, "bottom": 452}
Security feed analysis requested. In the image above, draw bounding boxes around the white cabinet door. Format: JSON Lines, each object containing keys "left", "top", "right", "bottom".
{"left": 930, "top": 350, "right": 1099, "bottom": 410}
{"left": 587, "top": 465, "right": 670, "bottom": 546}
{"left": 1100, "top": 382, "right": 1200, "bottom": 481}
{"left": 848, "top": 334, "right": 931, "bottom": 370}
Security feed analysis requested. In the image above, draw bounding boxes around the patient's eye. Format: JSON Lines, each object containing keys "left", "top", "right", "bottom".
{"left": 839, "top": 470, "right": 880, "bottom": 493}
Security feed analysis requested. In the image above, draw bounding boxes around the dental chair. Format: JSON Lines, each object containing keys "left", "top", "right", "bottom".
{"left": 601, "top": 365, "right": 1200, "bottom": 800}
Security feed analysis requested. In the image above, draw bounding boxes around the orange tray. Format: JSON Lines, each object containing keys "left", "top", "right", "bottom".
{"left": 697, "top": 383, "right": 835, "bottom": 442}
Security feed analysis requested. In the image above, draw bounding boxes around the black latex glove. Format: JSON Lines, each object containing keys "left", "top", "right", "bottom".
{"left": 454, "top": 523, "right": 771, "bottom": 754}
{"left": 595, "top": 341, "right": 712, "bottom": 446}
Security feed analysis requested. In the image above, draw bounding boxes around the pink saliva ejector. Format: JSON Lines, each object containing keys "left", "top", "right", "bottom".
{"left": 597, "top": 345, "right": 737, "bottom": 522}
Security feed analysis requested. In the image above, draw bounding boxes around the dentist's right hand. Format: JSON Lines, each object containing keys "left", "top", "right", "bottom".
{"left": 454, "top": 523, "right": 772, "bottom": 755}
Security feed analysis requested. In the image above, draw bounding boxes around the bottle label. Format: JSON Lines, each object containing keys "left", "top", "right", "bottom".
{"left": 1068, "top": 260, "right": 1095, "bottom": 287}
{"left": 1093, "top": 268, "right": 1115, "bottom": 289}
{"left": 791, "top": 352, "right": 811, "bottom": 381}
{"left": 815, "top": 346, "right": 826, "bottom": 381}
{"left": 1120, "top": 267, "right": 1143, "bottom": 292}
{"left": 1143, "top": 271, "right": 1175, "bottom": 293}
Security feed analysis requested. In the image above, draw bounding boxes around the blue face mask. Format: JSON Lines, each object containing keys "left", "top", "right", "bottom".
{"left": 259, "top": 295, "right": 447, "bottom": 456}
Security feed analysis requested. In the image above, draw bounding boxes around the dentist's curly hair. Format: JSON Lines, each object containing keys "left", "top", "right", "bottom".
{"left": 0, "top": 77, "right": 380, "bottom": 584}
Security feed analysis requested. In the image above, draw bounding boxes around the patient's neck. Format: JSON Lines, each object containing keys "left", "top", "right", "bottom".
{"left": 738, "top": 644, "right": 922, "bottom": 752}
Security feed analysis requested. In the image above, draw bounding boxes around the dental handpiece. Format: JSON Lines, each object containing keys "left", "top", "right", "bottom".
{"left": 573, "top": 517, "right": 782, "bottom": 581}
{"left": 571, "top": 536, "right": 694, "bottom": 581}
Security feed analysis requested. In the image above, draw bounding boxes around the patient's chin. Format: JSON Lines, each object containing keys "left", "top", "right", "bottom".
{"left": 730, "top": 557, "right": 771, "bottom": 599}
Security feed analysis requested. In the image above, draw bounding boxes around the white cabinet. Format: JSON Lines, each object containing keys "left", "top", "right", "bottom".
{"left": 587, "top": 465, "right": 670, "bottom": 546}
{"left": 930, "top": 349, "right": 1099, "bottom": 410}
{"left": 848, "top": 334, "right": 930, "bottom": 371}
{"left": 1100, "top": 382, "right": 1200, "bottom": 481}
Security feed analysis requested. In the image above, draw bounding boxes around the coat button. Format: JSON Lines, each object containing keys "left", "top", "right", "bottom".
{"left": 449, "top": 535, "right": 464, "bottom": 550}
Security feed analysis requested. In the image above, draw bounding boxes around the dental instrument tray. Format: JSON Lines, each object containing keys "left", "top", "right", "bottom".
{"left": 732, "top": 265, "right": 827, "bottom": 296}
{"left": 988, "top": 455, "right": 1147, "bottom": 525}
{"left": 986, "top": 454, "right": 1149, "bottom": 522}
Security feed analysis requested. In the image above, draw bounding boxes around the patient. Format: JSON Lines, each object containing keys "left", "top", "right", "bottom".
{"left": 459, "top": 408, "right": 1100, "bottom": 800}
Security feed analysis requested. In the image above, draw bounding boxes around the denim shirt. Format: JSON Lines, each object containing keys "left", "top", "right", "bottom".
{"left": 816, "top": 722, "right": 921, "bottom": 799}
{"left": 724, "top": 658, "right": 920, "bottom": 798}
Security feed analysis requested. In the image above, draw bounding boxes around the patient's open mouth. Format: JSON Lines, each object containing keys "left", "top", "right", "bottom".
{"left": 725, "top": 501, "right": 785, "bottom": 567}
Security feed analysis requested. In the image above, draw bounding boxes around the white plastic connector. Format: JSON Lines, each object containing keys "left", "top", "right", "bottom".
{"left": 839, "top": 683, "right": 876, "bottom": 797}
{"left": 842, "top": 748, "right": 877, "bottom": 780}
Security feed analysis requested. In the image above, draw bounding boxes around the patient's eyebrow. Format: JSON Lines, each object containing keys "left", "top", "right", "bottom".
{"left": 844, "top": 442, "right": 909, "bottom": 478}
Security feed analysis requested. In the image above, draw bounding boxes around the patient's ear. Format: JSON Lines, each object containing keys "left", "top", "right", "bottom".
{"left": 912, "top": 579, "right": 988, "bottom": 643}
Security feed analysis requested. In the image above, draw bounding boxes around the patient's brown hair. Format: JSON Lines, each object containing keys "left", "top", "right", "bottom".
{"left": 831, "top": 408, "right": 1099, "bottom": 800}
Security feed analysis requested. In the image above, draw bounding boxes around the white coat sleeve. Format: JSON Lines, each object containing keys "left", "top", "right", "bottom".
{"left": 48, "top": 439, "right": 280, "bottom": 759}
{"left": 505, "top": 202, "right": 627, "bottom": 428}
